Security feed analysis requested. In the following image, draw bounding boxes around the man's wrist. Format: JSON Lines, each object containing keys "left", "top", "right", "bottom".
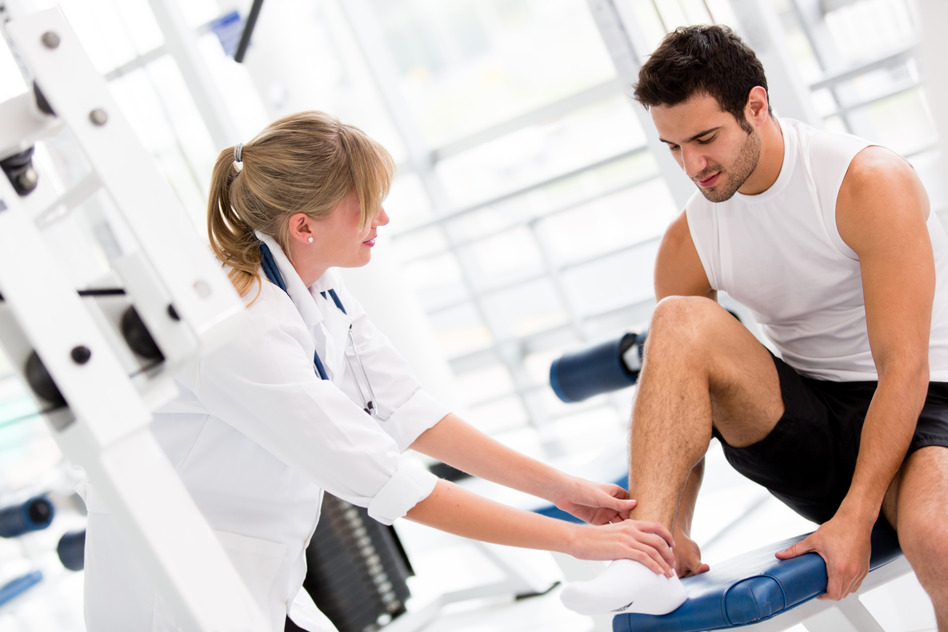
{"left": 835, "top": 493, "right": 882, "bottom": 528}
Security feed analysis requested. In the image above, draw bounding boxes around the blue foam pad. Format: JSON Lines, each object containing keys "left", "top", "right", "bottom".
{"left": 612, "top": 522, "right": 902, "bottom": 632}
{"left": 0, "top": 570, "right": 42, "bottom": 607}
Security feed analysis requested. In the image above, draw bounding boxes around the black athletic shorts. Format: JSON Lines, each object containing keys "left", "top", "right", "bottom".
{"left": 712, "top": 354, "right": 948, "bottom": 524}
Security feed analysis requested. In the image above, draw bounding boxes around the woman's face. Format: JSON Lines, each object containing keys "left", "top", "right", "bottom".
{"left": 295, "top": 191, "right": 389, "bottom": 284}
{"left": 318, "top": 191, "right": 388, "bottom": 267}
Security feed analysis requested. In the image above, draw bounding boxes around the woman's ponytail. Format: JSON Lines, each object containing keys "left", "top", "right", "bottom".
{"left": 207, "top": 148, "right": 261, "bottom": 298}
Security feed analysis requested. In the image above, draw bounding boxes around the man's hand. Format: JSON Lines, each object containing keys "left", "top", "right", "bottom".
{"left": 673, "top": 531, "right": 710, "bottom": 578}
{"left": 775, "top": 515, "right": 871, "bottom": 600}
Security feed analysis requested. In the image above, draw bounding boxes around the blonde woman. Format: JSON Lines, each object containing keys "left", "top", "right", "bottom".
{"left": 82, "top": 111, "right": 675, "bottom": 631}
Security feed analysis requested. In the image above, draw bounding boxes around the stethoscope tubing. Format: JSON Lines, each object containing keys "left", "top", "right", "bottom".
{"left": 259, "top": 242, "right": 377, "bottom": 417}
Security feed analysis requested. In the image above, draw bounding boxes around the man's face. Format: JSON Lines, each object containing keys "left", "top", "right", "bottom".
{"left": 651, "top": 93, "right": 762, "bottom": 202}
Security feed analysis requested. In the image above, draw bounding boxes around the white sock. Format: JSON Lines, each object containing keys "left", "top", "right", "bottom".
{"left": 559, "top": 559, "right": 687, "bottom": 616}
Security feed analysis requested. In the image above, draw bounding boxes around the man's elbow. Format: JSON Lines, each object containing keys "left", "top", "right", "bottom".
{"left": 879, "top": 354, "right": 930, "bottom": 403}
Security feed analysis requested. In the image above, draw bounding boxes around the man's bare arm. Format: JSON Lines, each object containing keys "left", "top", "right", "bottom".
{"left": 777, "top": 146, "right": 932, "bottom": 599}
{"left": 655, "top": 211, "right": 717, "bottom": 302}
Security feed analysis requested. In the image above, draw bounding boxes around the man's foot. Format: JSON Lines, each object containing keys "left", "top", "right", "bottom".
{"left": 559, "top": 559, "right": 687, "bottom": 615}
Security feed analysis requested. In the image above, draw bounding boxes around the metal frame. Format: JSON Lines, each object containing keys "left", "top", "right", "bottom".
{"left": 0, "top": 8, "right": 267, "bottom": 630}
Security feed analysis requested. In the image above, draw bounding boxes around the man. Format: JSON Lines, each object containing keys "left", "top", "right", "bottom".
{"left": 560, "top": 25, "right": 948, "bottom": 629}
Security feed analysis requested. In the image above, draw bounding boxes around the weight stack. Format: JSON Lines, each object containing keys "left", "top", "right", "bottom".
{"left": 299, "top": 493, "right": 413, "bottom": 632}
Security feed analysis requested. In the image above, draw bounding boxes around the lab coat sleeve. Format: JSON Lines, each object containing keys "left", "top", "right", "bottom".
{"left": 330, "top": 276, "right": 451, "bottom": 451}
{"left": 183, "top": 283, "right": 438, "bottom": 525}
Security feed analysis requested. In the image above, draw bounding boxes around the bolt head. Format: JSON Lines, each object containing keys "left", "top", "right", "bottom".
{"left": 89, "top": 109, "right": 108, "bottom": 126}
{"left": 70, "top": 346, "right": 92, "bottom": 365}
{"left": 41, "top": 31, "right": 60, "bottom": 49}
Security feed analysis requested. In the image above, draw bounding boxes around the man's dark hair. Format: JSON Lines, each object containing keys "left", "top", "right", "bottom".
{"left": 633, "top": 25, "right": 770, "bottom": 132}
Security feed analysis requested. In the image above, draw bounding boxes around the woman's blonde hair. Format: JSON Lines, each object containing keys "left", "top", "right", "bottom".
{"left": 207, "top": 111, "right": 395, "bottom": 297}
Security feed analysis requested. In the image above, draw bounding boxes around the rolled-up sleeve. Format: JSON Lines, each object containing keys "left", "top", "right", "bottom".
{"left": 367, "top": 459, "right": 438, "bottom": 525}
{"left": 182, "top": 284, "right": 439, "bottom": 520}
{"left": 384, "top": 389, "right": 448, "bottom": 451}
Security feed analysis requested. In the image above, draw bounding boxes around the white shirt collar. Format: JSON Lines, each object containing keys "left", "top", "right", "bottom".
{"left": 255, "top": 231, "right": 325, "bottom": 329}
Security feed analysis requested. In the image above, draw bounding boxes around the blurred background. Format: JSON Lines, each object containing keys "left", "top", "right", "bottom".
{"left": 0, "top": 0, "right": 942, "bottom": 630}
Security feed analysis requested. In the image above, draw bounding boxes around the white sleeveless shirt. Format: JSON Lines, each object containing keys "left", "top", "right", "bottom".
{"left": 687, "top": 118, "right": 948, "bottom": 381}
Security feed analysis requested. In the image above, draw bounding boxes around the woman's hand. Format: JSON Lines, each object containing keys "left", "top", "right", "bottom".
{"left": 568, "top": 520, "right": 677, "bottom": 577}
{"left": 552, "top": 475, "right": 637, "bottom": 525}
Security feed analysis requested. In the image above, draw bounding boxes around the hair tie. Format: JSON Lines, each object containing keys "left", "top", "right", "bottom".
{"left": 233, "top": 143, "right": 243, "bottom": 164}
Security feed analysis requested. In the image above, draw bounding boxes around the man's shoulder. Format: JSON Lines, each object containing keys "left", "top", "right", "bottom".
{"left": 785, "top": 118, "right": 870, "bottom": 161}
{"left": 783, "top": 118, "right": 871, "bottom": 193}
{"left": 663, "top": 210, "right": 691, "bottom": 241}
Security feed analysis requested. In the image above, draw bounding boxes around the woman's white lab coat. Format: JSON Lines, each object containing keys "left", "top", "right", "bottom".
{"left": 82, "top": 235, "right": 449, "bottom": 631}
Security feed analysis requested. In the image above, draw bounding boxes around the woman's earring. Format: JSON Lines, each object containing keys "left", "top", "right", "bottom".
{"left": 307, "top": 237, "right": 314, "bottom": 244}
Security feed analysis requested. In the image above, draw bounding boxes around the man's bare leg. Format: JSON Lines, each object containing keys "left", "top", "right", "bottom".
{"left": 629, "top": 297, "right": 784, "bottom": 522}
{"left": 670, "top": 460, "right": 710, "bottom": 577}
{"left": 561, "top": 297, "right": 784, "bottom": 615}
{"left": 884, "top": 445, "right": 948, "bottom": 631}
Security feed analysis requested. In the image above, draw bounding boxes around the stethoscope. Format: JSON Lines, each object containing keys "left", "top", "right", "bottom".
{"left": 260, "top": 242, "right": 378, "bottom": 417}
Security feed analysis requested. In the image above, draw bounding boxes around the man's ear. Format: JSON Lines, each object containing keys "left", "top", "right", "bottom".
{"left": 745, "top": 86, "right": 770, "bottom": 124}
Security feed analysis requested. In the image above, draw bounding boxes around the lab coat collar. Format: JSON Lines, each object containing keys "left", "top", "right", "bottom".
{"left": 255, "top": 232, "right": 349, "bottom": 380}
{"left": 255, "top": 232, "right": 325, "bottom": 329}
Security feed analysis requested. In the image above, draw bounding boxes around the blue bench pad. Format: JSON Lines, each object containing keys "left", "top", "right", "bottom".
{"left": 613, "top": 523, "right": 902, "bottom": 632}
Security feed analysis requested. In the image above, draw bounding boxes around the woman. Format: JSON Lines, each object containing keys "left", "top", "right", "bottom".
{"left": 83, "top": 111, "right": 675, "bottom": 631}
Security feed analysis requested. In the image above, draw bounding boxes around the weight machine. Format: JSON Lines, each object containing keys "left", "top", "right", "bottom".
{"left": 0, "top": 7, "right": 269, "bottom": 630}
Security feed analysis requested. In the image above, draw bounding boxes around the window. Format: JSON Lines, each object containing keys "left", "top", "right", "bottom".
{"left": 0, "top": 0, "right": 936, "bottom": 464}
{"left": 4, "top": 0, "right": 934, "bottom": 449}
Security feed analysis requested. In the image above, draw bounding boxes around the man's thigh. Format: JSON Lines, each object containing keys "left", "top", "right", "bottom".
{"left": 713, "top": 356, "right": 874, "bottom": 524}
{"left": 884, "top": 444, "right": 948, "bottom": 599}
{"left": 883, "top": 382, "right": 948, "bottom": 526}
{"left": 891, "top": 445, "right": 948, "bottom": 516}
{"left": 650, "top": 296, "right": 785, "bottom": 447}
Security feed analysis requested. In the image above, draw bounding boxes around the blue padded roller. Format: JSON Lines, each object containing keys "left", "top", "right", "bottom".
{"left": 0, "top": 495, "right": 54, "bottom": 538}
{"left": 57, "top": 529, "right": 86, "bottom": 571}
{"left": 550, "top": 332, "right": 643, "bottom": 403}
{"left": 612, "top": 521, "right": 902, "bottom": 632}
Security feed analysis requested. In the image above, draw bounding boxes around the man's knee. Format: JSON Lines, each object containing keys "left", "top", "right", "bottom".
{"left": 900, "top": 510, "right": 948, "bottom": 560}
{"left": 651, "top": 295, "right": 721, "bottom": 326}
{"left": 647, "top": 296, "right": 753, "bottom": 369}
{"left": 895, "top": 447, "right": 948, "bottom": 598}
{"left": 899, "top": 513, "right": 948, "bottom": 607}
{"left": 648, "top": 296, "right": 725, "bottom": 354}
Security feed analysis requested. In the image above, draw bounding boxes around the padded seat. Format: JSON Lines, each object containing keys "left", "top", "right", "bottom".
{"left": 613, "top": 522, "right": 902, "bottom": 631}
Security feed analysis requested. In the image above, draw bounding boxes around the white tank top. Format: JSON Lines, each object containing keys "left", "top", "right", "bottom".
{"left": 687, "top": 118, "right": 948, "bottom": 381}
